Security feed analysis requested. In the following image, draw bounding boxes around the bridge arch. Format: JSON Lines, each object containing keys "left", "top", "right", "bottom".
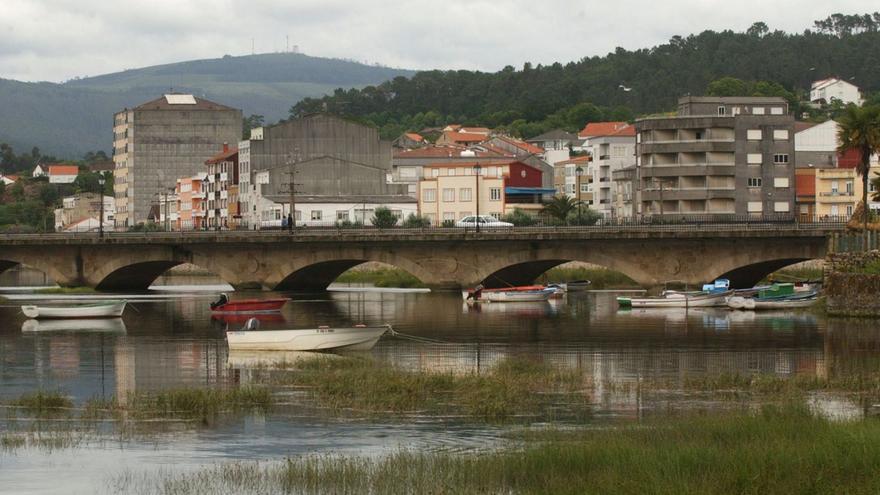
{"left": 715, "top": 258, "right": 820, "bottom": 289}
{"left": 0, "top": 257, "right": 68, "bottom": 288}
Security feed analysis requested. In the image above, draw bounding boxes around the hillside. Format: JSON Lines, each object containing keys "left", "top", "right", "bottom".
{"left": 292, "top": 16, "right": 880, "bottom": 139}
{"left": 0, "top": 53, "right": 413, "bottom": 158}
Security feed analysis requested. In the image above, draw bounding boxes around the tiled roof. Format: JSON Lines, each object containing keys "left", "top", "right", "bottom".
{"left": 133, "top": 94, "right": 237, "bottom": 112}
{"left": 794, "top": 121, "right": 818, "bottom": 134}
{"left": 495, "top": 136, "right": 545, "bottom": 155}
{"left": 404, "top": 132, "right": 424, "bottom": 142}
{"left": 424, "top": 160, "right": 518, "bottom": 169}
{"left": 48, "top": 165, "right": 80, "bottom": 176}
{"left": 460, "top": 127, "right": 491, "bottom": 134}
{"left": 554, "top": 156, "right": 591, "bottom": 166}
{"left": 206, "top": 147, "right": 239, "bottom": 164}
{"left": 578, "top": 122, "right": 635, "bottom": 138}
{"left": 442, "top": 131, "right": 487, "bottom": 143}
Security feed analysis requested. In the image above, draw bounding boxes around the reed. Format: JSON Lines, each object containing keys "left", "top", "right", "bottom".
{"left": 11, "top": 390, "right": 73, "bottom": 414}
{"left": 111, "top": 405, "right": 880, "bottom": 495}
{"left": 123, "top": 386, "right": 273, "bottom": 421}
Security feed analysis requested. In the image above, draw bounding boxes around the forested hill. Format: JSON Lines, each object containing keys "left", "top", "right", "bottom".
{"left": 0, "top": 53, "right": 413, "bottom": 158}
{"left": 292, "top": 14, "right": 880, "bottom": 139}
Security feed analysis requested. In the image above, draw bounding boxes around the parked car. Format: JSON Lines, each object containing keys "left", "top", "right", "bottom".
{"left": 454, "top": 215, "right": 514, "bottom": 228}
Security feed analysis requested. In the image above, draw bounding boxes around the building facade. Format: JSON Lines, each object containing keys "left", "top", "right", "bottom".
{"left": 204, "top": 144, "right": 239, "bottom": 229}
{"left": 580, "top": 124, "right": 636, "bottom": 218}
{"left": 175, "top": 174, "right": 207, "bottom": 230}
{"left": 257, "top": 195, "right": 418, "bottom": 228}
{"left": 810, "top": 77, "right": 863, "bottom": 106}
{"left": 635, "top": 96, "right": 795, "bottom": 217}
{"left": 112, "top": 94, "right": 242, "bottom": 228}
{"left": 53, "top": 193, "right": 115, "bottom": 232}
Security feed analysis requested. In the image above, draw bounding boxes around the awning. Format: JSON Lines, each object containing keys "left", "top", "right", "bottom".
{"left": 504, "top": 187, "right": 557, "bottom": 195}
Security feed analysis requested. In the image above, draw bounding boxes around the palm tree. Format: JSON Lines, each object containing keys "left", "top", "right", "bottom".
{"left": 837, "top": 104, "right": 880, "bottom": 234}
{"left": 542, "top": 194, "right": 581, "bottom": 222}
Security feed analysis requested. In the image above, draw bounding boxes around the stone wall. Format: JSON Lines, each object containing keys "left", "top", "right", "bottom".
{"left": 826, "top": 250, "right": 880, "bottom": 317}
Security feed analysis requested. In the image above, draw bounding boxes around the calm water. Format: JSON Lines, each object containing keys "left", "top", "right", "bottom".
{"left": 1, "top": 279, "right": 878, "bottom": 494}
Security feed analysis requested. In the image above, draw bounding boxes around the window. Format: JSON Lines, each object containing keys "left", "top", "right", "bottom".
{"left": 612, "top": 146, "right": 627, "bottom": 157}
{"left": 831, "top": 205, "right": 839, "bottom": 216}
{"left": 773, "top": 202, "right": 790, "bottom": 212}
{"left": 748, "top": 202, "right": 763, "bottom": 213}
{"left": 311, "top": 210, "right": 322, "bottom": 221}
{"left": 443, "top": 212, "right": 455, "bottom": 221}
{"left": 773, "top": 154, "right": 789, "bottom": 164}
{"left": 748, "top": 177, "right": 762, "bottom": 187}
{"left": 398, "top": 167, "right": 417, "bottom": 179}
{"left": 770, "top": 107, "right": 784, "bottom": 115}
{"left": 580, "top": 183, "right": 590, "bottom": 193}
{"left": 717, "top": 106, "right": 727, "bottom": 116}
{"left": 336, "top": 210, "right": 349, "bottom": 221}
{"left": 490, "top": 212, "right": 501, "bottom": 219}
{"left": 747, "top": 129, "right": 762, "bottom": 140}
{"left": 431, "top": 168, "right": 439, "bottom": 178}
{"left": 391, "top": 209, "right": 403, "bottom": 219}
{"left": 442, "top": 188, "right": 455, "bottom": 202}
{"left": 747, "top": 153, "right": 762, "bottom": 164}
{"left": 773, "top": 130, "right": 789, "bottom": 140}
{"left": 422, "top": 188, "right": 436, "bottom": 202}
{"left": 567, "top": 184, "right": 575, "bottom": 195}
{"left": 695, "top": 131, "right": 703, "bottom": 140}
{"left": 846, "top": 180, "right": 854, "bottom": 195}
{"left": 490, "top": 187, "right": 501, "bottom": 201}
{"left": 752, "top": 107, "right": 766, "bottom": 115}
{"left": 831, "top": 181, "right": 839, "bottom": 194}
{"left": 774, "top": 177, "right": 790, "bottom": 188}
{"left": 847, "top": 205, "right": 854, "bottom": 217}
{"left": 459, "top": 188, "right": 472, "bottom": 201}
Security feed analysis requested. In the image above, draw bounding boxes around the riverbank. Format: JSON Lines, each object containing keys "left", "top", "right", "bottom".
{"left": 112, "top": 405, "right": 880, "bottom": 494}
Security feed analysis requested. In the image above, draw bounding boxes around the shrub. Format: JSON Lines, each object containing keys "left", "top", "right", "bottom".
{"left": 566, "top": 208, "right": 601, "bottom": 226}
{"left": 441, "top": 219, "right": 456, "bottom": 228}
{"left": 370, "top": 207, "right": 398, "bottom": 229}
{"left": 335, "top": 219, "right": 363, "bottom": 228}
{"left": 401, "top": 213, "right": 431, "bottom": 228}
{"left": 502, "top": 208, "right": 537, "bottom": 226}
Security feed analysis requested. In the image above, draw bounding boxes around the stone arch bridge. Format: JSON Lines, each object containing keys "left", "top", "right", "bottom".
{"left": 0, "top": 226, "right": 836, "bottom": 291}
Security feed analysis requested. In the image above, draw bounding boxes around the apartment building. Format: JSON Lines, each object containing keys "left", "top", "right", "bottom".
{"left": 552, "top": 156, "right": 592, "bottom": 203}
{"left": 53, "top": 193, "right": 115, "bottom": 232}
{"left": 175, "top": 174, "right": 207, "bottom": 230}
{"left": 204, "top": 144, "right": 239, "bottom": 229}
{"left": 635, "top": 96, "right": 795, "bottom": 217}
{"left": 112, "top": 94, "right": 242, "bottom": 228}
{"left": 579, "top": 122, "right": 636, "bottom": 218}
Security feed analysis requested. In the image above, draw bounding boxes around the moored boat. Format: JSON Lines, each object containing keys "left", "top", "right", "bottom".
{"left": 617, "top": 290, "right": 732, "bottom": 309}
{"left": 561, "top": 280, "right": 591, "bottom": 292}
{"left": 463, "top": 285, "right": 556, "bottom": 303}
{"left": 226, "top": 318, "right": 389, "bottom": 351}
{"left": 22, "top": 318, "right": 127, "bottom": 333}
{"left": 21, "top": 300, "right": 127, "bottom": 319}
{"left": 210, "top": 294, "right": 289, "bottom": 313}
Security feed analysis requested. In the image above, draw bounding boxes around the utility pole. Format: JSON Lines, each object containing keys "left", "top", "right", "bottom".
{"left": 284, "top": 149, "right": 302, "bottom": 232}
{"left": 164, "top": 191, "right": 169, "bottom": 232}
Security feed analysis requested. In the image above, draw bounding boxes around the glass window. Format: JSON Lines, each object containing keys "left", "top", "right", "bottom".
{"left": 311, "top": 210, "right": 322, "bottom": 221}
{"left": 773, "top": 129, "right": 789, "bottom": 140}
{"left": 442, "top": 188, "right": 455, "bottom": 202}
{"left": 747, "top": 153, "right": 762, "bottom": 164}
{"left": 717, "top": 106, "right": 727, "bottom": 116}
{"left": 490, "top": 188, "right": 501, "bottom": 201}
{"left": 459, "top": 188, "right": 472, "bottom": 201}
{"left": 748, "top": 177, "right": 762, "bottom": 187}
{"left": 770, "top": 107, "right": 784, "bottom": 115}
{"left": 336, "top": 210, "right": 349, "bottom": 221}
{"left": 774, "top": 177, "right": 790, "bottom": 188}
{"left": 422, "top": 188, "right": 436, "bottom": 202}
{"left": 747, "top": 129, "right": 762, "bottom": 140}
{"left": 773, "top": 154, "right": 789, "bottom": 164}
{"left": 752, "top": 107, "right": 766, "bottom": 115}
{"left": 747, "top": 202, "right": 762, "bottom": 212}
{"left": 443, "top": 212, "right": 455, "bottom": 221}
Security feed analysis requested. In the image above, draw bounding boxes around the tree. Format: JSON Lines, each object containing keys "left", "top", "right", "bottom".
{"left": 370, "top": 206, "right": 398, "bottom": 229}
{"left": 746, "top": 21, "right": 769, "bottom": 37}
{"left": 837, "top": 104, "right": 880, "bottom": 234}
{"left": 243, "top": 114, "right": 265, "bottom": 139}
{"left": 0, "top": 181, "right": 5, "bottom": 204}
{"left": 502, "top": 208, "right": 538, "bottom": 226}
{"left": 872, "top": 172, "right": 880, "bottom": 202}
{"left": 542, "top": 195, "right": 581, "bottom": 222}
{"left": 566, "top": 207, "right": 602, "bottom": 226}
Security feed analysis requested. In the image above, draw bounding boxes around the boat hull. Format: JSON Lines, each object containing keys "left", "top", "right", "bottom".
{"left": 618, "top": 291, "right": 731, "bottom": 309}
{"left": 21, "top": 301, "right": 126, "bottom": 319}
{"left": 226, "top": 326, "right": 388, "bottom": 352}
{"left": 211, "top": 298, "right": 289, "bottom": 313}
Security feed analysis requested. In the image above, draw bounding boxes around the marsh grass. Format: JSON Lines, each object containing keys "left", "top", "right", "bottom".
{"left": 11, "top": 390, "right": 73, "bottom": 415}
{"left": 122, "top": 386, "right": 273, "bottom": 422}
{"left": 258, "top": 357, "right": 584, "bottom": 421}
{"left": 542, "top": 266, "right": 639, "bottom": 289}
{"left": 112, "top": 405, "right": 880, "bottom": 495}
{"left": 334, "top": 267, "right": 426, "bottom": 288}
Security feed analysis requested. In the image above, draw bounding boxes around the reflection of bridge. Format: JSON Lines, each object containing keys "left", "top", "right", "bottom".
{"left": 0, "top": 224, "right": 839, "bottom": 291}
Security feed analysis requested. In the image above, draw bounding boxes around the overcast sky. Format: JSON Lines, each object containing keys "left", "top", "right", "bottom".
{"left": 1, "top": 0, "right": 877, "bottom": 82}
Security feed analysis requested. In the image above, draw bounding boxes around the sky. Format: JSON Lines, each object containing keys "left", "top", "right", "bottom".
{"left": 1, "top": 0, "right": 877, "bottom": 82}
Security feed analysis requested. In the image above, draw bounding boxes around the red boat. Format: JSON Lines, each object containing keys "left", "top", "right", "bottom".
{"left": 210, "top": 294, "right": 289, "bottom": 313}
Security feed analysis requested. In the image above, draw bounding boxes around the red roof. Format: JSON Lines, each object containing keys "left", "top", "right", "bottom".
{"left": 441, "top": 131, "right": 486, "bottom": 143}
{"left": 495, "top": 136, "right": 545, "bottom": 155}
{"left": 794, "top": 121, "right": 817, "bottom": 134}
{"left": 205, "top": 147, "right": 239, "bottom": 164}
{"left": 555, "top": 156, "right": 591, "bottom": 166}
{"left": 404, "top": 132, "right": 424, "bottom": 142}
{"left": 578, "top": 122, "right": 635, "bottom": 138}
{"left": 461, "top": 127, "right": 491, "bottom": 134}
{"left": 48, "top": 165, "right": 80, "bottom": 176}
{"left": 424, "top": 160, "right": 540, "bottom": 173}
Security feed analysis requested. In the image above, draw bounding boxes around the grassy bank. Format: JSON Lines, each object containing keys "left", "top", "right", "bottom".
{"left": 334, "top": 267, "right": 426, "bottom": 288}
{"left": 256, "top": 357, "right": 583, "bottom": 421}
{"left": 541, "top": 266, "right": 639, "bottom": 289}
{"left": 113, "top": 405, "right": 880, "bottom": 495}
{"left": 761, "top": 266, "right": 824, "bottom": 284}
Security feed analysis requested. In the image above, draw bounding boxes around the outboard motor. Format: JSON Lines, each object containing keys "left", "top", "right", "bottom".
{"left": 243, "top": 317, "right": 260, "bottom": 331}
{"left": 210, "top": 293, "right": 229, "bottom": 310}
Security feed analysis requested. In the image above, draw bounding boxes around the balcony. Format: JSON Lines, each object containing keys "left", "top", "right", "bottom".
{"left": 818, "top": 191, "right": 857, "bottom": 203}
{"left": 641, "top": 188, "right": 736, "bottom": 201}
{"left": 641, "top": 163, "right": 736, "bottom": 177}
{"left": 640, "top": 141, "right": 735, "bottom": 154}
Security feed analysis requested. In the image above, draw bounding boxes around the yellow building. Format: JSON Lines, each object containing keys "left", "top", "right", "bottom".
{"left": 813, "top": 165, "right": 880, "bottom": 218}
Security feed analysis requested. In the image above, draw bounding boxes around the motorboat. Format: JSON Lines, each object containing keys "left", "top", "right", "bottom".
{"left": 727, "top": 288, "right": 819, "bottom": 310}
{"left": 462, "top": 285, "right": 556, "bottom": 303}
{"left": 617, "top": 290, "right": 732, "bottom": 309}
{"left": 226, "top": 318, "right": 389, "bottom": 352}
{"left": 210, "top": 293, "right": 289, "bottom": 313}
{"left": 21, "top": 300, "right": 127, "bottom": 319}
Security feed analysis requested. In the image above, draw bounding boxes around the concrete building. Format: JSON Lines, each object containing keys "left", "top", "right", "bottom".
{"left": 810, "top": 77, "right": 863, "bottom": 106}
{"left": 204, "top": 144, "right": 240, "bottom": 229}
{"left": 552, "top": 156, "right": 592, "bottom": 203}
{"left": 417, "top": 160, "right": 549, "bottom": 225}
{"left": 635, "top": 96, "right": 795, "bottom": 217}
{"left": 53, "top": 193, "right": 115, "bottom": 232}
{"left": 580, "top": 123, "right": 636, "bottom": 218}
{"left": 258, "top": 195, "right": 419, "bottom": 228}
{"left": 526, "top": 129, "right": 580, "bottom": 151}
{"left": 112, "top": 94, "right": 242, "bottom": 228}
{"left": 611, "top": 166, "right": 637, "bottom": 217}
{"left": 391, "top": 145, "right": 513, "bottom": 196}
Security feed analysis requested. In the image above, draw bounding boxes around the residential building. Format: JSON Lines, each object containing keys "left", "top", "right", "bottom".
{"left": 204, "top": 144, "right": 240, "bottom": 229}
{"left": 53, "top": 193, "right": 115, "bottom": 231}
{"left": 580, "top": 123, "right": 636, "bottom": 218}
{"left": 32, "top": 164, "right": 46, "bottom": 178}
{"left": 479, "top": 136, "right": 554, "bottom": 189}
{"left": 795, "top": 120, "right": 837, "bottom": 168}
{"left": 635, "top": 96, "right": 795, "bottom": 217}
{"left": 552, "top": 156, "right": 592, "bottom": 204}
{"left": 611, "top": 166, "right": 637, "bottom": 217}
{"left": 526, "top": 129, "right": 579, "bottom": 151}
{"left": 810, "top": 77, "right": 863, "bottom": 106}
{"left": 175, "top": 174, "right": 207, "bottom": 230}
{"left": 435, "top": 131, "right": 487, "bottom": 146}
{"left": 47, "top": 164, "right": 79, "bottom": 184}
{"left": 112, "top": 94, "right": 242, "bottom": 228}
{"left": 0, "top": 174, "right": 19, "bottom": 185}
{"left": 417, "top": 160, "right": 551, "bottom": 225}
{"left": 392, "top": 132, "right": 427, "bottom": 149}
{"left": 257, "top": 195, "right": 418, "bottom": 227}
{"left": 391, "top": 145, "right": 512, "bottom": 195}
{"left": 795, "top": 167, "right": 816, "bottom": 219}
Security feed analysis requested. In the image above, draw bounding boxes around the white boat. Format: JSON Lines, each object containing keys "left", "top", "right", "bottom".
{"left": 21, "top": 300, "right": 127, "bottom": 319}
{"left": 728, "top": 296, "right": 817, "bottom": 310}
{"left": 618, "top": 290, "right": 732, "bottom": 309}
{"left": 22, "top": 318, "right": 127, "bottom": 333}
{"left": 226, "top": 320, "right": 389, "bottom": 351}
{"left": 463, "top": 286, "right": 556, "bottom": 303}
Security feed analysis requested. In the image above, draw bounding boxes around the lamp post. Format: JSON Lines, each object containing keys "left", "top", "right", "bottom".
{"left": 472, "top": 164, "right": 482, "bottom": 233}
{"left": 98, "top": 177, "right": 106, "bottom": 238}
{"left": 575, "top": 166, "right": 584, "bottom": 223}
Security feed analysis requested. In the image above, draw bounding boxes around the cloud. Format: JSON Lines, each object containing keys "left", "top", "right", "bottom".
{"left": 0, "top": 0, "right": 876, "bottom": 82}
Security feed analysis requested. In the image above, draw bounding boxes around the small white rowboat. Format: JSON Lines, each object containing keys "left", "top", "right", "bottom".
{"left": 21, "top": 301, "right": 127, "bottom": 319}
{"left": 618, "top": 291, "right": 731, "bottom": 309}
{"left": 226, "top": 323, "right": 389, "bottom": 352}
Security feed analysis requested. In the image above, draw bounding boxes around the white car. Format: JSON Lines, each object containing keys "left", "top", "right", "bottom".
{"left": 454, "top": 215, "right": 514, "bottom": 228}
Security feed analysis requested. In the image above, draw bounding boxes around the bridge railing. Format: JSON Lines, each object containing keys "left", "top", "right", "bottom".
{"left": 0, "top": 215, "right": 849, "bottom": 241}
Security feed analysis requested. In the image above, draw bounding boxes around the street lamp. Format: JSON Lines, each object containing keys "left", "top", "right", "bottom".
{"left": 472, "top": 164, "right": 482, "bottom": 233}
{"left": 575, "top": 166, "right": 584, "bottom": 223}
{"left": 98, "top": 176, "right": 106, "bottom": 238}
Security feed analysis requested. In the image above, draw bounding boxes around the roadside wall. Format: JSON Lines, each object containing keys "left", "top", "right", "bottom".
{"left": 826, "top": 250, "right": 880, "bottom": 317}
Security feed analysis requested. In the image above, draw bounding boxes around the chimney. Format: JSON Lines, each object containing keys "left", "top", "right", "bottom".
{"left": 223, "top": 142, "right": 229, "bottom": 153}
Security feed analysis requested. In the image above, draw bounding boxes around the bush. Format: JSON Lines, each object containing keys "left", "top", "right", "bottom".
{"left": 502, "top": 208, "right": 537, "bottom": 226}
{"left": 566, "top": 208, "right": 601, "bottom": 226}
{"left": 402, "top": 213, "right": 431, "bottom": 228}
{"left": 128, "top": 222, "right": 163, "bottom": 232}
{"left": 441, "top": 219, "right": 456, "bottom": 228}
{"left": 370, "top": 206, "right": 398, "bottom": 229}
{"left": 335, "top": 219, "right": 363, "bottom": 228}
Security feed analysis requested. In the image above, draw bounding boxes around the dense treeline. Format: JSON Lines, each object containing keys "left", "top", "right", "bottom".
{"left": 291, "top": 14, "right": 880, "bottom": 139}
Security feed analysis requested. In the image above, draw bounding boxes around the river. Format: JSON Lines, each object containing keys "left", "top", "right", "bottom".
{"left": 0, "top": 274, "right": 877, "bottom": 494}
